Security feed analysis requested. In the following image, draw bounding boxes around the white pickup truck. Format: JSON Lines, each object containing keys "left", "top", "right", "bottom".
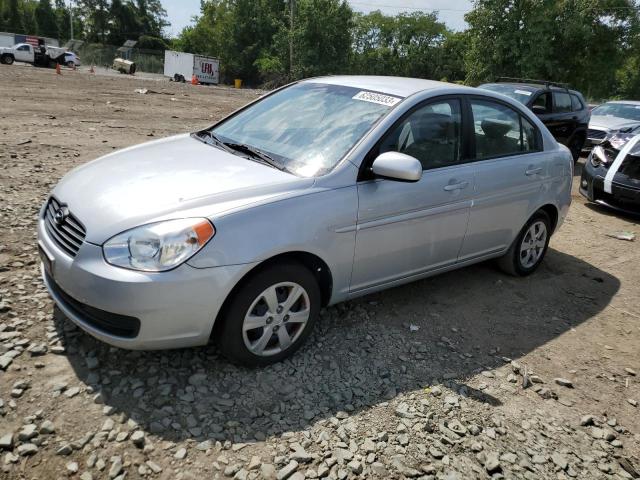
{"left": 0, "top": 43, "right": 80, "bottom": 68}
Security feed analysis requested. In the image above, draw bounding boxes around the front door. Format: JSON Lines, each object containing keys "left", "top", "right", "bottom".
{"left": 351, "top": 97, "right": 474, "bottom": 292}
{"left": 15, "top": 44, "right": 32, "bottom": 63}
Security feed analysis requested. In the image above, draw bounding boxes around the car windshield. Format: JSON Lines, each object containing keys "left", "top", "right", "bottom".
{"left": 592, "top": 102, "right": 640, "bottom": 121}
{"left": 478, "top": 84, "right": 535, "bottom": 105}
{"left": 209, "top": 82, "right": 400, "bottom": 177}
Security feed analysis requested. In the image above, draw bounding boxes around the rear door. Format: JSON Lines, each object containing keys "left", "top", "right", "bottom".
{"left": 545, "top": 91, "right": 575, "bottom": 146}
{"left": 351, "top": 97, "right": 475, "bottom": 291}
{"left": 458, "top": 96, "right": 548, "bottom": 260}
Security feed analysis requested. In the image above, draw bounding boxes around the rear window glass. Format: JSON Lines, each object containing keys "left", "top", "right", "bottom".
{"left": 554, "top": 93, "right": 572, "bottom": 113}
{"left": 570, "top": 94, "right": 583, "bottom": 111}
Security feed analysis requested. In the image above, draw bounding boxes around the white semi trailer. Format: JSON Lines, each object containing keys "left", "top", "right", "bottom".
{"left": 164, "top": 50, "right": 220, "bottom": 85}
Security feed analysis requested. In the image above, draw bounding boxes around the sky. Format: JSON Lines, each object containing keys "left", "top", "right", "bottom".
{"left": 162, "top": 0, "right": 473, "bottom": 37}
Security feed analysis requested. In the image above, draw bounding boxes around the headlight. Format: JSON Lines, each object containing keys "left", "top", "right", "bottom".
{"left": 590, "top": 145, "right": 610, "bottom": 168}
{"left": 103, "top": 218, "right": 215, "bottom": 272}
{"left": 609, "top": 136, "right": 626, "bottom": 150}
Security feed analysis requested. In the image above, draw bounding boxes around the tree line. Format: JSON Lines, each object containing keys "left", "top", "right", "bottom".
{"left": 0, "top": 0, "right": 169, "bottom": 48}
{"left": 2, "top": 0, "right": 640, "bottom": 100}
{"left": 176, "top": 0, "right": 640, "bottom": 100}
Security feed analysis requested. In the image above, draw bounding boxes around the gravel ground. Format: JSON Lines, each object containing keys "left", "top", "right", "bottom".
{"left": 1, "top": 65, "right": 639, "bottom": 480}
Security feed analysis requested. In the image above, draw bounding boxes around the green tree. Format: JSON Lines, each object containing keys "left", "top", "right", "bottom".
{"left": 108, "top": 0, "right": 141, "bottom": 44}
{"left": 291, "top": 0, "right": 353, "bottom": 77}
{"left": 350, "top": 10, "right": 451, "bottom": 80}
{"left": 6, "top": 0, "right": 24, "bottom": 33}
{"left": 35, "top": 0, "right": 58, "bottom": 38}
{"left": 464, "top": 0, "right": 639, "bottom": 99}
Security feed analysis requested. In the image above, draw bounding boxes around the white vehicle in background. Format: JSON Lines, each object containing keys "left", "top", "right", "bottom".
{"left": 0, "top": 42, "right": 79, "bottom": 68}
{"left": 63, "top": 51, "right": 81, "bottom": 68}
{"left": 586, "top": 101, "right": 640, "bottom": 150}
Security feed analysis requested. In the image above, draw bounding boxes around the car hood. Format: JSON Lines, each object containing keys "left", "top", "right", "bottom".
{"left": 589, "top": 115, "right": 640, "bottom": 132}
{"left": 52, "top": 134, "right": 313, "bottom": 243}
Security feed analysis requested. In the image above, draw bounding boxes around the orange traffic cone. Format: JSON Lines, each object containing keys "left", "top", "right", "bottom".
{"left": 191, "top": 74, "right": 199, "bottom": 85}
{"left": 55, "top": 63, "right": 61, "bottom": 75}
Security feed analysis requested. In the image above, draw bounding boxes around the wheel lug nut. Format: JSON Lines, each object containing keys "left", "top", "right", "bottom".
{"left": 273, "top": 325, "right": 279, "bottom": 332}
{"left": 284, "top": 315, "right": 290, "bottom": 322}
{"left": 276, "top": 306, "right": 283, "bottom": 313}
{"left": 266, "top": 317, "right": 273, "bottom": 324}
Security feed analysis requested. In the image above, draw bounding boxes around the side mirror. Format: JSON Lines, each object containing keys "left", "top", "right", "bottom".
{"left": 371, "top": 151, "right": 422, "bottom": 182}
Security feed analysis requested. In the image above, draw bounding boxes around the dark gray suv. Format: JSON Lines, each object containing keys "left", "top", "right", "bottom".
{"left": 479, "top": 78, "right": 590, "bottom": 161}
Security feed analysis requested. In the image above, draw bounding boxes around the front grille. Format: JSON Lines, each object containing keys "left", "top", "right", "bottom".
{"left": 43, "top": 197, "right": 86, "bottom": 257}
{"left": 587, "top": 129, "right": 607, "bottom": 140}
{"left": 45, "top": 271, "right": 141, "bottom": 338}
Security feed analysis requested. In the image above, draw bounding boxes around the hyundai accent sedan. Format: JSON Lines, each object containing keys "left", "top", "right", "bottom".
{"left": 38, "top": 76, "right": 572, "bottom": 365}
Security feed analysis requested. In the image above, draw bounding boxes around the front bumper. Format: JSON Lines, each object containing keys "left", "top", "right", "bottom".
{"left": 38, "top": 217, "right": 256, "bottom": 350}
{"left": 580, "top": 161, "right": 640, "bottom": 215}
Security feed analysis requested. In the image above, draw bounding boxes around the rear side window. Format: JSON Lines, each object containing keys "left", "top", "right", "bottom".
{"left": 553, "top": 92, "right": 572, "bottom": 113}
{"left": 570, "top": 94, "right": 584, "bottom": 111}
{"left": 470, "top": 99, "right": 540, "bottom": 160}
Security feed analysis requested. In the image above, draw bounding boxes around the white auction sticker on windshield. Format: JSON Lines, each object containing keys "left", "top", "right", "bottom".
{"left": 514, "top": 89, "right": 532, "bottom": 96}
{"left": 353, "top": 91, "right": 401, "bottom": 106}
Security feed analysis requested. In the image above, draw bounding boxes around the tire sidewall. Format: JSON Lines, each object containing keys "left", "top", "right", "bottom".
{"left": 3, "top": 55, "right": 14, "bottom": 65}
{"left": 512, "top": 211, "right": 551, "bottom": 276}
{"left": 217, "top": 262, "right": 321, "bottom": 366}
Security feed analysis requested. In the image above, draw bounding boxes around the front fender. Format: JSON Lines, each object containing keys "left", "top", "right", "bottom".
{"left": 188, "top": 186, "right": 358, "bottom": 303}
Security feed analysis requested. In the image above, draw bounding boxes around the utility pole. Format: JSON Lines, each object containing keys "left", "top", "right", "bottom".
{"left": 69, "top": 0, "right": 74, "bottom": 41}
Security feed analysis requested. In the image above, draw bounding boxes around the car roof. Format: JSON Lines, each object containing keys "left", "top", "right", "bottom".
{"left": 481, "top": 82, "right": 583, "bottom": 96}
{"left": 303, "top": 75, "right": 475, "bottom": 98}
{"left": 604, "top": 100, "right": 640, "bottom": 106}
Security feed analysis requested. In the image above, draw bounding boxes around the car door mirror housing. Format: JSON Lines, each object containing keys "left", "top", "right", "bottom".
{"left": 371, "top": 151, "right": 422, "bottom": 182}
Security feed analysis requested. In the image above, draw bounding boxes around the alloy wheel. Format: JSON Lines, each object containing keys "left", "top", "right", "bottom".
{"left": 242, "top": 282, "right": 310, "bottom": 356}
{"left": 519, "top": 220, "right": 547, "bottom": 268}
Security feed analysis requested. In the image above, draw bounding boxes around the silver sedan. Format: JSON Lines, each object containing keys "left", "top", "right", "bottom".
{"left": 38, "top": 76, "right": 572, "bottom": 365}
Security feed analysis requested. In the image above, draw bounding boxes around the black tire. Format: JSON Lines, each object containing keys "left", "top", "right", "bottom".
{"left": 1, "top": 55, "right": 14, "bottom": 65}
{"left": 497, "top": 210, "right": 551, "bottom": 276}
{"left": 569, "top": 134, "right": 584, "bottom": 163}
{"left": 216, "top": 262, "right": 321, "bottom": 366}
{"left": 66, "top": 61, "right": 75, "bottom": 68}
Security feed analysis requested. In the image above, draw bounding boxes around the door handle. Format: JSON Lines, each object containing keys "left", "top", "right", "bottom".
{"left": 443, "top": 181, "right": 469, "bottom": 191}
{"left": 525, "top": 167, "right": 542, "bottom": 176}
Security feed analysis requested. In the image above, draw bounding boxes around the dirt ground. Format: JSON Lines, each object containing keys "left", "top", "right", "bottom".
{"left": 0, "top": 65, "right": 639, "bottom": 480}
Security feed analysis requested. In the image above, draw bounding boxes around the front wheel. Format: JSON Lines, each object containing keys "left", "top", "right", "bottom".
{"left": 1, "top": 55, "right": 14, "bottom": 65}
{"left": 66, "top": 61, "right": 75, "bottom": 68}
{"left": 497, "top": 211, "right": 551, "bottom": 276}
{"left": 216, "top": 262, "right": 321, "bottom": 366}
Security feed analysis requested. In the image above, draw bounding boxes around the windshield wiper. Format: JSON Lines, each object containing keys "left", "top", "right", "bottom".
{"left": 224, "top": 143, "right": 287, "bottom": 171}
{"left": 194, "top": 130, "right": 233, "bottom": 153}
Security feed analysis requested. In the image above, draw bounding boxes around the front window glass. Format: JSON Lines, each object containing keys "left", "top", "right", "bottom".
{"left": 17, "top": 45, "right": 30, "bottom": 51}
{"left": 379, "top": 99, "right": 462, "bottom": 170}
{"left": 592, "top": 102, "right": 640, "bottom": 121}
{"left": 478, "top": 84, "right": 534, "bottom": 105}
{"left": 211, "top": 83, "right": 400, "bottom": 177}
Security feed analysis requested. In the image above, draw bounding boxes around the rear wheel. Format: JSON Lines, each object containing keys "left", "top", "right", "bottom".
{"left": 216, "top": 262, "right": 321, "bottom": 366}
{"left": 66, "top": 60, "right": 75, "bottom": 68}
{"left": 497, "top": 210, "right": 551, "bottom": 276}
